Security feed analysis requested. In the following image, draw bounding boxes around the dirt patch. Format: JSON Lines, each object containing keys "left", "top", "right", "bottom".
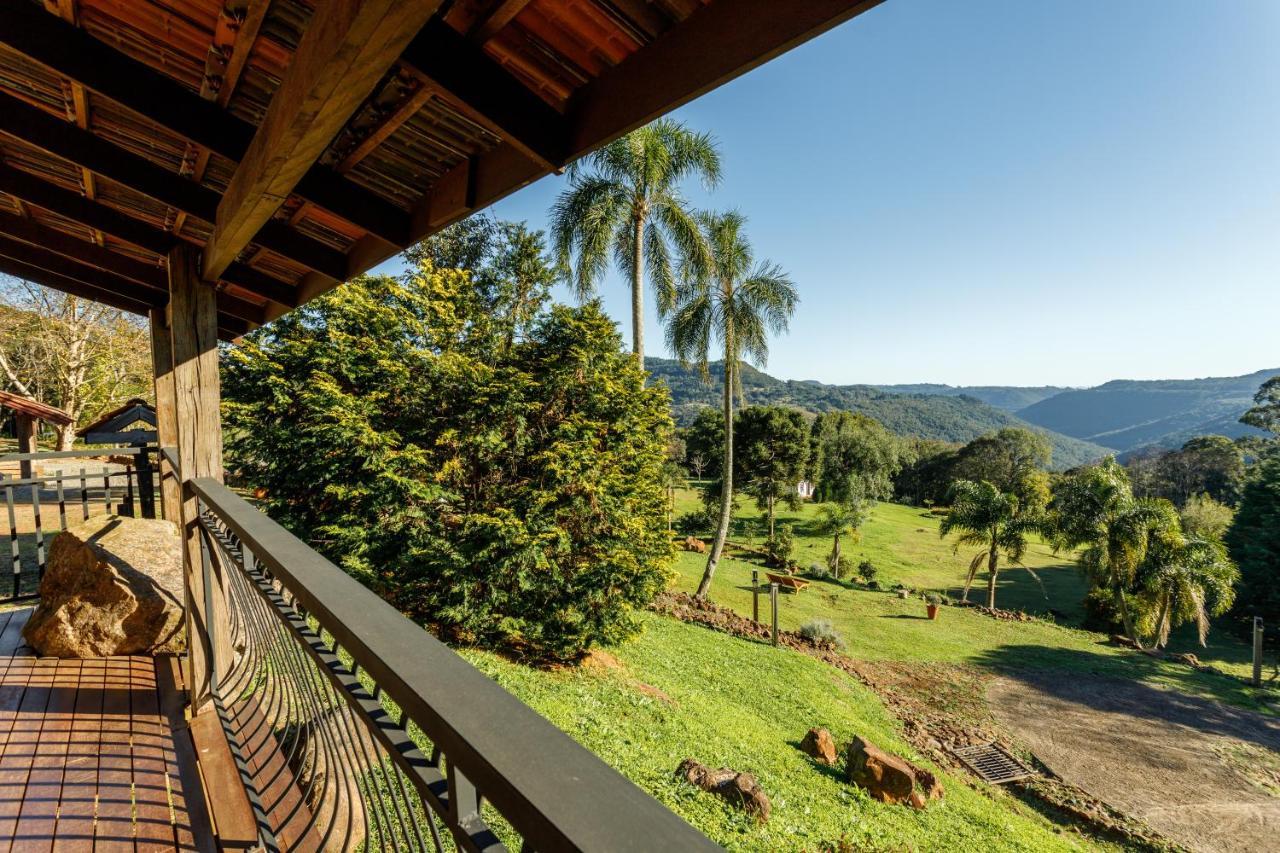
{"left": 989, "top": 672, "right": 1280, "bottom": 853}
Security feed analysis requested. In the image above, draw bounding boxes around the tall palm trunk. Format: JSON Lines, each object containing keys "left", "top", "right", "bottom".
{"left": 697, "top": 338, "right": 734, "bottom": 599}
{"left": 986, "top": 537, "right": 1000, "bottom": 610}
{"left": 631, "top": 214, "right": 645, "bottom": 366}
{"left": 830, "top": 533, "right": 841, "bottom": 571}
{"left": 767, "top": 495, "right": 775, "bottom": 539}
{"left": 1114, "top": 586, "right": 1145, "bottom": 650}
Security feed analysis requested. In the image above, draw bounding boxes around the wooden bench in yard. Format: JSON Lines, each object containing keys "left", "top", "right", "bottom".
{"left": 766, "top": 572, "right": 809, "bottom": 592}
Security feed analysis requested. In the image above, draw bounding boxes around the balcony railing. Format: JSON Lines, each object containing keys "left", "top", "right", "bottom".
{"left": 186, "top": 470, "right": 719, "bottom": 851}
{"left": 0, "top": 446, "right": 160, "bottom": 600}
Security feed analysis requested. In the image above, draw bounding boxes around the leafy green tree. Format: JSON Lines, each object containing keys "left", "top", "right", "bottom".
{"left": 1138, "top": 531, "right": 1237, "bottom": 648}
{"left": 735, "top": 405, "right": 809, "bottom": 537}
{"left": 1048, "top": 459, "right": 1178, "bottom": 648}
{"left": 1226, "top": 453, "right": 1280, "bottom": 644}
{"left": 953, "top": 427, "right": 1051, "bottom": 504}
{"left": 1179, "top": 493, "right": 1235, "bottom": 540}
{"left": 551, "top": 119, "right": 721, "bottom": 363}
{"left": 1128, "top": 435, "right": 1246, "bottom": 507}
{"left": 683, "top": 406, "right": 725, "bottom": 481}
{"left": 223, "top": 260, "right": 674, "bottom": 662}
{"left": 940, "top": 480, "right": 1044, "bottom": 609}
{"left": 815, "top": 499, "right": 868, "bottom": 577}
{"left": 892, "top": 438, "right": 960, "bottom": 506}
{"left": 1241, "top": 376, "right": 1280, "bottom": 437}
{"left": 668, "top": 210, "right": 797, "bottom": 599}
{"left": 810, "top": 411, "right": 901, "bottom": 504}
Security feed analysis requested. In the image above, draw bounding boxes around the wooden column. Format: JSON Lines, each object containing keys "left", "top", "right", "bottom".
{"left": 15, "top": 413, "right": 36, "bottom": 479}
{"left": 150, "top": 308, "right": 181, "bottom": 522}
{"left": 167, "top": 243, "right": 224, "bottom": 713}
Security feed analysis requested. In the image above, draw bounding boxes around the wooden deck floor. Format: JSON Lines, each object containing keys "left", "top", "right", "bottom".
{"left": 0, "top": 608, "right": 213, "bottom": 852}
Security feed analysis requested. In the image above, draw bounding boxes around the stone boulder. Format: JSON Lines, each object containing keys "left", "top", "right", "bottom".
{"left": 683, "top": 536, "right": 707, "bottom": 553}
{"left": 677, "top": 759, "right": 771, "bottom": 822}
{"left": 845, "top": 736, "right": 943, "bottom": 809}
{"left": 800, "top": 727, "right": 839, "bottom": 766}
{"left": 24, "top": 515, "right": 185, "bottom": 657}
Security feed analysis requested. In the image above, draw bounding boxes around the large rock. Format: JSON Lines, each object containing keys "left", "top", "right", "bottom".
{"left": 845, "top": 736, "right": 943, "bottom": 809}
{"left": 24, "top": 515, "right": 185, "bottom": 657}
{"left": 801, "top": 727, "right": 839, "bottom": 766}
{"left": 677, "top": 759, "right": 771, "bottom": 822}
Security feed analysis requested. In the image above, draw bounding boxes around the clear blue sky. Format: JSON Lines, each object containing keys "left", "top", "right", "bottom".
{"left": 380, "top": 0, "right": 1280, "bottom": 388}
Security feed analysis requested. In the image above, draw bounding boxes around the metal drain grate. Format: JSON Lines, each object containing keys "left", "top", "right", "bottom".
{"left": 951, "top": 742, "right": 1035, "bottom": 784}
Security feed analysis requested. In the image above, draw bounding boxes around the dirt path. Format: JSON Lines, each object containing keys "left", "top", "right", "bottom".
{"left": 989, "top": 672, "right": 1280, "bottom": 853}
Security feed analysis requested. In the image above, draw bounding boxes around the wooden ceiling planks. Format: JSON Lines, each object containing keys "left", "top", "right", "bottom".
{"left": 0, "top": 0, "right": 883, "bottom": 337}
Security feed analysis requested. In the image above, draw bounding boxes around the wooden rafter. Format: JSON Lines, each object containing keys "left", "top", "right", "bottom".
{"left": 469, "top": 0, "right": 533, "bottom": 43}
{"left": 0, "top": 3, "right": 409, "bottom": 246}
{"left": 204, "top": 0, "right": 442, "bottom": 279}
{"left": 400, "top": 19, "right": 566, "bottom": 170}
{"left": 0, "top": 164, "right": 296, "bottom": 308}
{"left": 335, "top": 82, "right": 436, "bottom": 174}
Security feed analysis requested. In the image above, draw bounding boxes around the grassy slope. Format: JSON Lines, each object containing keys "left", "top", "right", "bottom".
{"left": 672, "top": 489, "right": 1264, "bottom": 708}
{"left": 464, "top": 615, "right": 1102, "bottom": 852}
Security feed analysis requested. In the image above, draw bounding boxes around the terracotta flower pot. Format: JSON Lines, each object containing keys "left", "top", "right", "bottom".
{"left": 926, "top": 604, "right": 939, "bottom": 620}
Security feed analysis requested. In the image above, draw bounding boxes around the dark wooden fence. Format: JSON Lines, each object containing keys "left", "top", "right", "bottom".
{"left": 0, "top": 447, "right": 158, "bottom": 600}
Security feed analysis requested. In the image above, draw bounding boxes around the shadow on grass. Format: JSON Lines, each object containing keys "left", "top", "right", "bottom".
{"left": 879, "top": 614, "right": 929, "bottom": 621}
{"left": 973, "top": 644, "right": 1280, "bottom": 750}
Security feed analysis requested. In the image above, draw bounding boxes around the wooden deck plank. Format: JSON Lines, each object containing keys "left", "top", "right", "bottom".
{"left": 0, "top": 657, "right": 37, "bottom": 850}
{"left": 52, "top": 658, "right": 105, "bottom": 853}
{"left": 91, "top": 658, "right": 135, "bottom": 852}
{"left": 155, "top": 657, "right": 214, "bottom": 853}
{"left": 0, "top": 659, "right": 55, "bottom": 851}
{"left": 129, "top": 659, "right": 177, "bottom": 852}
{"left": 0, "top": 609, "right": 32, "bottom": 657}
{"left": 10, "top": 659, "right": 78, "bottom": 852}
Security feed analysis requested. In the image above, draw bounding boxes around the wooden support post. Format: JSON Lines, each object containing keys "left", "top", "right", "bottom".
{"left": 752, "top": 569, "right": 759, "bottom": 624}
{"left": 149, "top": 308, "right": 180, "bottom": 522}
{"left": 770, "top": 583, "right": 779, "bottom": 647}
{"left": 167, "top": 245, "right": 225, "bottom": 713}
{"left": 15, "top": 413, "right": 36, "bottom": 479}
{"left": 1253, "top": 617, "right": 1264, "bottom": 687}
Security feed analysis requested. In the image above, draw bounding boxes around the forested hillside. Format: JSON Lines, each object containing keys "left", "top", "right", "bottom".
{"left": 1016, "top": 368, "right": 1277, "bottom": 454}
{"left": 872, "top": 383, "right": 1068, "bottom": 412}
{"left": 648, "top": 358, "right": 1109, "bottom": 469}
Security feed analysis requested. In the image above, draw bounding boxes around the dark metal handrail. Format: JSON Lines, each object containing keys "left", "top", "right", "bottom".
{"left": 191, "top": 476, "right": 718, "bottom": 852}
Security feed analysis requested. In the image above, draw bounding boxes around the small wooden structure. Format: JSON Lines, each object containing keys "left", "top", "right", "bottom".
{"left": 0, "top": 389, "right": 71, "bottom": 478}
{"left": 767, "top": 572, "right": 810, "bottom": 592}
{"left": 76, "top": 397, "right": 157, "bottom": 446}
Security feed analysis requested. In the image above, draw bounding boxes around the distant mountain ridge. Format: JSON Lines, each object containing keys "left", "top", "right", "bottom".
{"left": 647, "top": 358, "right": 1110, "bottom": 470}
{"left": 871, "top": 383, "right": 1071, "bottom": 412}
{"left": 1015, "top": 368, "right": 1278, "bottom": 455}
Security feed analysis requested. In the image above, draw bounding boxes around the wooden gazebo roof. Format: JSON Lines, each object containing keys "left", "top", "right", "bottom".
{"left": 0, "top": 388, "right": 72, "bottom": 425}
{"left": 0, "top": 0, "right": 882, "bottom": 339}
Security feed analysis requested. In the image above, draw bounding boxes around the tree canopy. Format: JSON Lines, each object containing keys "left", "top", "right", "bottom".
{"left": 810, "top": 411, "right": 901, "bottom": 505}
{"left": 223, "top": 251, "right": 674, "bottom": 662}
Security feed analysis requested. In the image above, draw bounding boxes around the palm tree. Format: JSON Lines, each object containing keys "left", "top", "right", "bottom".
{"left": 668, "top": 211, "right": 797, "bottom": 599}
{"left": 1140, "top": 533, "right": 1238, "bottom": 648}
{"left": 1048, "top": 459, "right": 1175, "bottom": 649}
{"left": 939, "top": 479, "right": 1044, "bottom": 610}
{"left": 815, "top": 499, "right": 868, "bottom": 576}
{"left": 550, "top": 120, "right": 721, "bottom": 364}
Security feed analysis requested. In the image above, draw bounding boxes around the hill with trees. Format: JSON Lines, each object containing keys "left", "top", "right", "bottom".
{"left": 1016, "top": 368, "right": 1278, "bottom": 454}
{"left": 648, "top": 357, "right": 1109, "bottom": 470}
{"left": 871, "top": 383, "right": 1069, "bottom": 412}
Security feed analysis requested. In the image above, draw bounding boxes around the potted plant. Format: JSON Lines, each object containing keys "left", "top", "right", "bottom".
{"left": 925, "top": 593, "right": 942, "bottom": 620}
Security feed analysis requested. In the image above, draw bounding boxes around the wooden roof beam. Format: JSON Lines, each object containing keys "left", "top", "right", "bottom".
{"left": 0, "top": 165, "right": 298, "bottom": 308}
{"left": 0, "top": 91, "right": 347, "bottom": 283}
{"left": 203, "top": 0, "right": 442, "bottom": 280}
{"left": 0, "top": 234, "right": 265, "bottom": 325}
{"left": 400, "top": 19, "right": 566, "bottom": 170}
{"left": 0, "top": 250, "right": 249, "bottom": 339}
{"left": 0, "top": 3, "right": 410, "bottom": 246}
{"left": 468, "top": 0, "right": 533, "bottom": 44}
{"left": 0, "top": 209, "right": 165, "bottom": 289}
{"left": 565, "top": 0, "right": 886, "bottom": 156}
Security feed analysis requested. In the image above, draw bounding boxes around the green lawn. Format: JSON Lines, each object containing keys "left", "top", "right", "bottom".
{"left": 672, "top": 489, "right": 1269, "bottom": 710}
{"left": 464, "top": 615, "right": 1110, "bottom": 852}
